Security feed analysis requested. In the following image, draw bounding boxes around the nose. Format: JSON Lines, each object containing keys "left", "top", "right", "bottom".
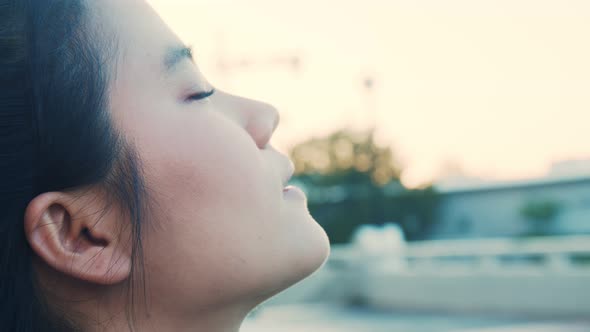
{"left": 212, "top": 90, "right": 280, "bottom": 149}
{"left": 245, "top": 101, "right": 280, "bottom": 149}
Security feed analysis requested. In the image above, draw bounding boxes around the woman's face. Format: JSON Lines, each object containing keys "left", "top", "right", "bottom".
{"left": 94, "top": 0, "right": 329, "bottom": 313}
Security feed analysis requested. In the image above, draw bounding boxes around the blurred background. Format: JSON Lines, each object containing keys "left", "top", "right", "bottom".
{"left": 149, "top": 1, "right": 590, "bottom": 331}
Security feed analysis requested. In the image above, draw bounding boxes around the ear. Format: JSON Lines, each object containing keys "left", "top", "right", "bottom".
{"left": 24, "top": 191, "right": 132, "bottom": 285}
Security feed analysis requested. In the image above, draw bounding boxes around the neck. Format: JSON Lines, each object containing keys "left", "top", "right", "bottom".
{"left": 91, "top": 309, "right": 247, "bottom": 332}
{"left": 83, "top": 296, "right": 252, "bottom": 332}
{"left": 39, "top": 274, "right": 253, "bottom": 332}
{"left": 36, "top": 262, "right": 258, "bottom": 332}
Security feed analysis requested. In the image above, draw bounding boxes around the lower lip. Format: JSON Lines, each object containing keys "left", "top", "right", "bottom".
{"left": 283, "top": 185, "right": 306, "bottom": 199}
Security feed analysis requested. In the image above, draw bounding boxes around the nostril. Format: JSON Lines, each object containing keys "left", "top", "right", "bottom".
{"left": 243, "top": 100, "right": 280, "bottom": 149}
{"left": 247, "top": 119, "right": 274, "bottom": 149}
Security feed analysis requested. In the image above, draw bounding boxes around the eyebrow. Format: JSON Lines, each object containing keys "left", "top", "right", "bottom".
{"left": 163, "top": 45, "right": 194, "bottom": 72}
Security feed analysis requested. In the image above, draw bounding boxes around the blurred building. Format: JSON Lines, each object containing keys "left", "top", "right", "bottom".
{"left": 430, "top": 160, "right": 590, "bottom": 239}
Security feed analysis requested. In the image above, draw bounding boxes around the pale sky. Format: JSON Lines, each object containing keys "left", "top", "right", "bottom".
{"left": 148, "top": 0, "right": 590, "bottom": 187}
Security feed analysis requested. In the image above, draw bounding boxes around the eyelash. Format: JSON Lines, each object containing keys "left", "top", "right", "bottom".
{"left": 187, "top": 88, "right": 216, "bottom": 102}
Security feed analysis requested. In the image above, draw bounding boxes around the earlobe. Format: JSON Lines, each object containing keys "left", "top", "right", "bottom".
{"left": 24, "top": 191, "right": 132, "bottom": 285}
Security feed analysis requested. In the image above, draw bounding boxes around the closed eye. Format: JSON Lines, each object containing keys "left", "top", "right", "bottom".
{"left": 188, "top": 88, "right": 215, "bottom": 101}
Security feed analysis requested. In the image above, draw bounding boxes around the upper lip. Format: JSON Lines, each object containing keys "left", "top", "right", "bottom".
{"left": 282, "top": 158, "right": 295, "bottom": 188}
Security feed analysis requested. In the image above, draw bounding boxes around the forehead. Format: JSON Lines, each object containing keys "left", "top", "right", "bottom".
{"left": 89, "top": 0, "right": 184, "bottom": 75}
{"left": 87, "top": 0, "right": 197, "bottom": 131}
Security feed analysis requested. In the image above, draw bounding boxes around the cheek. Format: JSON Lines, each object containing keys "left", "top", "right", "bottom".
{"left": 136, "top": 109, "right": 283, "bottom": 257}
{"left": 113, "top": 97, "right": 328, "bottom": 305}
{"left": 142, "top": 111, "right": 277, "bottom": 218}
{"left": 135, "top": 111, "right": 297, "bottom": 303}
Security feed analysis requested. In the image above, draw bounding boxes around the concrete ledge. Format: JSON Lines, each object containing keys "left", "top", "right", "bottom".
{"left": 363, "top": 272, "right": 590, "bottom": 318}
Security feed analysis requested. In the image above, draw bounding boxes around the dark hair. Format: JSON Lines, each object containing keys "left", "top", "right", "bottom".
{"left": 0, "top": 0, "right": 147, "bottom": 331}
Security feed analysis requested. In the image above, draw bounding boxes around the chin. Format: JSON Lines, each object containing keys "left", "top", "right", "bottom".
{"left": 280, "top": 216, "right": 331, "bottom": 292}
{"left": 306, "top": 227, "right": 331, "bottom": 277}
{"left": 251, "top": 205, "right": 330, "bottom": 302}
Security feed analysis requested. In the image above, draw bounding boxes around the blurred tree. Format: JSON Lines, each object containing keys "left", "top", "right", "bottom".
{"left": 289, "top": 128, "right": 400, "bottom": 185}
{"left": 519, "top": 199, "right": 561, "bottom": 236}
{"left": 289, "top": 129, "right": 439, "bottom": 243}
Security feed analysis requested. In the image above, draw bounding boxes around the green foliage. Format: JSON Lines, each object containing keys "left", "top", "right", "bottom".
{"left": 289, "top": 129, "right": 440, "bottom": 243}
{"left": 520, "top": 200, "right": 560, "bottom": 221}
{"left": 519, "top": 199, "right": 561, "bottom": 236}
{"left": 289, "top": 128, "right": 400, "bottom": 186}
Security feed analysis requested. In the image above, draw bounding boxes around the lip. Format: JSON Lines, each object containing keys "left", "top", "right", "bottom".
{"left": 282, "top": 185, "right": 306, "bottom": 200}
{"left": 281, "top": 159, "right": 295, "bottom": 188}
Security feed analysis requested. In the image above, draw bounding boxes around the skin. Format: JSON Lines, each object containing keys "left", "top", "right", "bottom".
{"left": 23, "top": 0, "right": 330, "bottom": 331}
